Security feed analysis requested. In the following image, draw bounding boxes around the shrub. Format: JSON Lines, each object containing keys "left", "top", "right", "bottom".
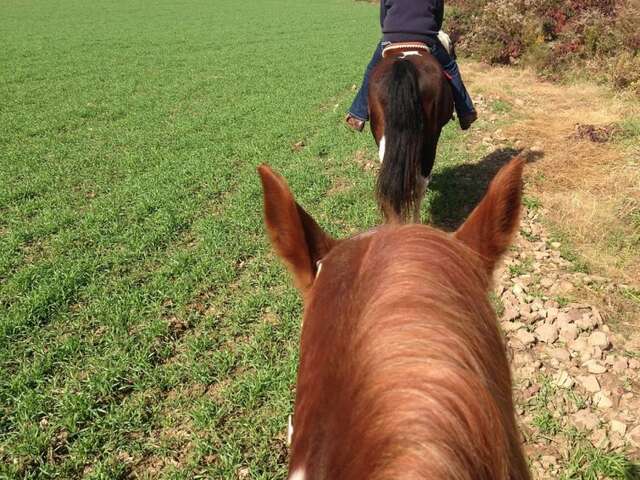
{"left": 610, "top": 50, "right": 640, "bottom": 92}
{"left": 446, "top": 0, "right": 640, "bottom": 94}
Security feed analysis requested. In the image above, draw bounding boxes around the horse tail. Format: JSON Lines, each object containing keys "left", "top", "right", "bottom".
{"left": 376, "top": 58, "right": 425, "bottom": 222}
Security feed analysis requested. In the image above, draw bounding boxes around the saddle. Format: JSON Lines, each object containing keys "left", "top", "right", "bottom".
{"left": 381, "top": 31, "right": 455, "bottom": 59}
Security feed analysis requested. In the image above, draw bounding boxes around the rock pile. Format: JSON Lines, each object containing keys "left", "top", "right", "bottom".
{"left": 497, "top": 206, "right": 639, "bottom": 478}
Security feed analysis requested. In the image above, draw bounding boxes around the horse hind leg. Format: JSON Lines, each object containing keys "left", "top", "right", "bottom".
{"left": 412, "top": 174, "right": 428, "bottom": 223}
{"left": 424, "top": 172, "right": 432, "bottom": 188}
{"left": 420, "top": 134, "right": 439, "bottom": 179}
{"left": 378, "top": 135, "right": 386, "bottom": 163}
{"left": 413, "top": 134, "right": 439, "bottom": 223}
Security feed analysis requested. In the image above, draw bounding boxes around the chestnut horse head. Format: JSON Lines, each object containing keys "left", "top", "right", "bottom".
{"left": 368, "top": 43, "right": 454, "bottom": 223}
{"left": 258, "top": 158, "right": 530, "bottom": 480}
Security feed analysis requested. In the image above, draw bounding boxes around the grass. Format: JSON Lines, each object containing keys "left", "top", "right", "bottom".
{"left": 562, "top": 429, "right": 640, "bottom": 480}
{"left": 522, "top": 195, "right": 542, "bottom": 212}
{"left": 490, "top": 99, "right": 513, "bottom": 114}
{"left": 489, "top": 292, "right": 505, "bottom": 318}
{"left": 548, "top": 232, "right": 591, "bottom": 274}
{"left": 520, "top": 230, "right": 540, "bottom": 242}
{"left": 530, "top": 376, "right": 562, "bottom": 437}
{"left": 508, "top": 257, "right": 533, "bottom": 277}
{"left": 621, "top": 287, "right": 640, "bottom": 305}
{"left": 533, "top": 409, "right": 562, "bottom": 437}
{"left": 528, "top": 378, "right": 638, "bottom": 480}
{"left": 616, "top": 116, "right": 640, "bottom": 147}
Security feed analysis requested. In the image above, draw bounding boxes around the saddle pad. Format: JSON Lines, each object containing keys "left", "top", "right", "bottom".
{"left": 382, "top": 42, "right": 431, "bottom": 58}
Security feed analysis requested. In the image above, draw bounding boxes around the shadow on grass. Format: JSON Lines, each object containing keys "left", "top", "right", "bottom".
{"left": 426, "top": 147, "right": 543, "bottom": 231}
{"left": 626, "top": 462, "right": 640, "bottom": 480}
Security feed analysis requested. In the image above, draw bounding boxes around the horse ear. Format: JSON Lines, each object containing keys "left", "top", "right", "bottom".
{"left": 258, "top": 165, "right": 336, "bottom": 294}
{"left": 454, "top": 158, "right": 524, "bottom": 274}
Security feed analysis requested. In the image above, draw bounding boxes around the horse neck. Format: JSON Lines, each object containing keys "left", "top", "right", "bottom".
{"left": 292, "top": 229, "right": 528, "bottom": 480}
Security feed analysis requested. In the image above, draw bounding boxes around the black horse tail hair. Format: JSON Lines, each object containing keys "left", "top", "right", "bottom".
{"left": 376, "top": 58, "right": 424, "bottom": 222}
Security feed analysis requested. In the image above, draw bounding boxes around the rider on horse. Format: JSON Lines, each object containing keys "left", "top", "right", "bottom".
{"left": 346, "top": 0, "right": 477, "bottom": 132}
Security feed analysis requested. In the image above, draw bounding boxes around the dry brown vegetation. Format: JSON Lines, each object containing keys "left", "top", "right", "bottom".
{"left": 462, "top": 60, "right": 640, "bottom": 338}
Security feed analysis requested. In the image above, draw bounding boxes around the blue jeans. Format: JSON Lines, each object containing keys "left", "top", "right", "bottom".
{"left": 348, "top": 41, "right": 388, "bottom": 121}
{"left": 348, "top": 38, "right": 475, "bottom": 122}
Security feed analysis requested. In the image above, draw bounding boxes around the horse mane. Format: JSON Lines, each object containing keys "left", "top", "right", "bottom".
{"left": 292, "top": 226, "right": 530, "bottom": 480}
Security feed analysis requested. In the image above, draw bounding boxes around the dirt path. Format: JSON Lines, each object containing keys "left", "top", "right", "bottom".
{"left": 459, "top": 62, "right": 640, "bottom": 477}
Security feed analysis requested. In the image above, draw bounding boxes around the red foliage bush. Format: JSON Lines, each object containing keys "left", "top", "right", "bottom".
{"left": 447, "top": 0, "right": 640, "bottom": 93}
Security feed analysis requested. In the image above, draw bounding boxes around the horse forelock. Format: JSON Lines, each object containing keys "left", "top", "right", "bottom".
{"left": 290, "top": 225, "right": 529, "bottom": 480}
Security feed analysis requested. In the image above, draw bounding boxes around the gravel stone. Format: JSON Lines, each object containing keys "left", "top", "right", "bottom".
{"left": 544, "top": 299, "right": 560, "bottom": 309}
{"left": 593, "top": 391, "right": 613, "bottom": 409}
{"left": 512, "top": 284, "right": 526, "bottom": 296}
{"left": 590, "top": 429, "right": 610, "bottom": 449}
{"left": 612, "top": 357, "right": 629, "bottom": 373}
{"left": 540, "top": 277, "right": 554, "bottom": 288}
{"left": 572, "top": 410, "right": 600, "bottom": 430}
{"left": 629, "top": 425, "right": 640, "bottom": 447}
{"left": 610, "top": 420, "right": 627, "bottom": 436}
{"left": 551, "top": 280, "right": 574, "bottom": 295}
{"left": 577, "top": 375, "right": 601, "bottom": 393}
{"left": 549, "top": 348, "right": 571, "bottom": 363}
{"left": 503, "top": 321, "right": 526, "bottom": 332}
{"left": 577, "top": 314, "right": 598, "bottom": 332}
{"left": 514, "top": 329, "right": 536, "bottom": 346}
{"left": 592, "top": 347, "right": 606, "bottom": 361}
{"left": 569, "top": 337, "right": 589, "bottom": 356}
{"left": 540, "top": 455, "right": 557, "bottom": 468}
{"left": 554, "top": 371, "right": 575, "bottom": 389}
{"left": 502, "top": 307, "right": 520, "bottom": 322}
{"left": 547, "top": 307, "right": 560, "bottom": 320}
{"left": 587, "top": 332, "right": 610, "bottom": 349}
{"left": 531, "top": 299, "right": 544, "bottom": 312}
{"left": 535, "top": 323, "right": 559, "bottom": 344}
{"left": 559, "top": 324, "right": 579, "bottom": 342}
{"left": 583, "top": 360, "right": 607, "bottom": 374}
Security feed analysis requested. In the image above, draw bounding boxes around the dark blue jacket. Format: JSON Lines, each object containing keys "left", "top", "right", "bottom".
{"left": 380, "top": 0, "right": 444, "bottom": 43}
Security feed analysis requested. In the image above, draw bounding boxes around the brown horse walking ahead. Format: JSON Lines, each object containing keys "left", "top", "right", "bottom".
{"left": 259, "top": 158, "right": 530, "bottom": 480}
{"left": 369, "top": 43, "right": 454, "bottom": 222}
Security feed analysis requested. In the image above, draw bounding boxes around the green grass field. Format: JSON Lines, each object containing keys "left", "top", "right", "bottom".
{"left": 0, "top": 1, "right": 488, "bottom": 478}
